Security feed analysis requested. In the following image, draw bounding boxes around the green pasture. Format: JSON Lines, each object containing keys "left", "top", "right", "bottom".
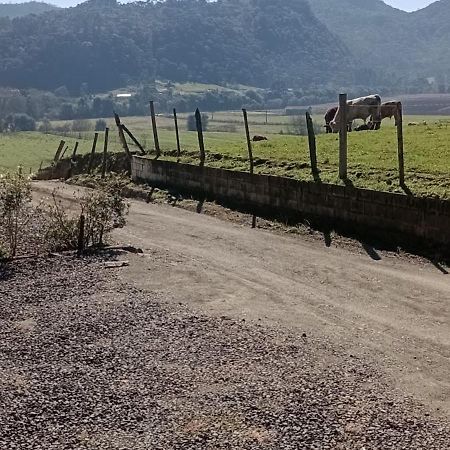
{"left": 1, "top": 115, "right": 450, "bottom": 198}
{"left": 0, "top": 132, "right": 118, "bottom": 173}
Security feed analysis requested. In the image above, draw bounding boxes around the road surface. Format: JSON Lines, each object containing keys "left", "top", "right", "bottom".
{"left": 33, "top": 181, "right": 450, "bottom": 417}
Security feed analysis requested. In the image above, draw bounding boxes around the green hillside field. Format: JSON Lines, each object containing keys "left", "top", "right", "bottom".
{"left": 1, "top": 115, "right": 449, "bottom": 199}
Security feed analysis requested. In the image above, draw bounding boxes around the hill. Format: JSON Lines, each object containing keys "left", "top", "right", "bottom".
{"left": 308, "top": 0, "right": 450, "bottom": 87}
{"left": 0, "top": 1, "right": 58, "bottom": 17}
{"left": 0, "top": 0, "right": 352, "bottom": 93}
{"left": 407, "top": 0, "right": 450, "bottom": 81}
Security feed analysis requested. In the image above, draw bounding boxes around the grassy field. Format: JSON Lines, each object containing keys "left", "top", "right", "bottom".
{"left": 0, "top": 133, "right": 113, "bottom": 173}
{"left": 1, "top": 114, "right": 450, "bottom": 198}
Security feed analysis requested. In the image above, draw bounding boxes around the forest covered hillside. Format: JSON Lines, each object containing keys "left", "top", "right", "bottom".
{"left": 0, "top": 0, "right": 352, "bottom": 93}
{"left": 0, "top": 1, "right": 58, "bottom": 18}
{"left": 308, "top": 0, "right": 450, "bottom": 88}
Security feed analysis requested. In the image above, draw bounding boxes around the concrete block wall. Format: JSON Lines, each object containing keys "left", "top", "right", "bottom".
{"left": 132, "top": 156, "right": 450, "bottom": 245}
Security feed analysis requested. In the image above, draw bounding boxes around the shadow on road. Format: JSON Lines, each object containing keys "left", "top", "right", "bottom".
{"left": 362, "top": 243, "right": 382, "bottom": 261}
{"left": 430, "top": 260, "right": 449, "bottom": 275}
{"left": 196, "top": 197, "right": 205, "bottom": 214}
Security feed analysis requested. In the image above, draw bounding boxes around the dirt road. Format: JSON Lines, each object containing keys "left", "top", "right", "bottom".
{"left": 33, "top": 181, "right": 450, "bottom": 417}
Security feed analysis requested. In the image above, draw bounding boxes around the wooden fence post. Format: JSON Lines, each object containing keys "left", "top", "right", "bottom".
{"left": 306, "top": 111, "right": 318, "bottom": 177}
{"left": 60, "top": 146, "right": 69, "bottom": 160}
{"left": 121, "top": 124, "right": 146, "bottom": 155}
{"left": 68, "top": 141, "right": 79, "bottom": 179}
{"left": 396, "top": 102, "right": 405, "bottom": 186}
{"left": 77, "top": 214, "right": 85, "bottom": 257}
{"left": 173, "top": 108, "right": 181, "bottom": 162}
{"left": 195, "top": 108, "right": 206, "bottom": 167}
{"left": 114, "top": 112, "right": 131, "bottom": 159}
{"left": 101, "top": 127, "right": 109, "bottom": 179}
{"left": 88, "top": 132, "right": 99, "bottom": 174}
{"left": 149, "top": 101, "right": 161, "bottom": 158}
{"left": 339, "top": 93, "right": 348, "bottom": 180}
{"left": 243, "top": 108, "right": 257, "bottom": 228}
{"left": 53, "top": 140, "right": 65, "bottom": 162}
{"left": 71, "top": 141, "right": 79, "bottom": 158}
{"left": 242, "top": 109, "right": 254, "bottom": 174}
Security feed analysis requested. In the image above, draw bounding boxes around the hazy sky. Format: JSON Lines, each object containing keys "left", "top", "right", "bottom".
{"left": 384, "top": 0, "right": 435, "bottom": 11}
{"left": 0, "top": 0, "right": 439, "bottom": 11}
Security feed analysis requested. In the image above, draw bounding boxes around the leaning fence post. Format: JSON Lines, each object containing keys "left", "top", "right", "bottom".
{"left": 114, "top": 112, "right": 131, "bottom": 159}
{"left": 306, "top": 111, "right": 318, "bottom": 177}
{"left": 53, "top": 140, "right": 65, "bottom": 162}
{"left": 68, "top": 141, "right": 79, "bottom": 179}
{"left": 60, "top": 146, "right": 69, "bottom": 160}
{"left": 149, "top": 101, "right": 161, "bottom": 158}
{"left": 121, "top": 124, "right": 146, "bottom": 155}
{"left": 77, "top": 214, "right": 85, "bottom": 257}
{"left": 339, "top": 93, "right": 348, "bottom": 180}
{"left": 173, "top": 108, "right": 181, "bottom": 162}
{"left": 396, "top": 102, "right": 405, "bottom": 186}
{"left": 71, "top": 141, "right": 79, "bottom": 158}
{"left": 195, "top": 108, "right": 206, "bottom": 167}
{"left": 88, "top": 132, "right": 99, "bottom": 174}
{"left": 101, "top": 127, "right": 109, "bottom": 179}
{"left": 242, "top": 108, "right": 257, "bottom": 228}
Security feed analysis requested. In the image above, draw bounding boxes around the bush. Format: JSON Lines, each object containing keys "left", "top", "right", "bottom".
{"left": 71, "top": 119, "right": 92, "bottom": 132}
{"left": 4, "top": 113, "right": 36, "bottom": 132}
{"left": 38, "top": 118, "right": 52, "bottom": 133}
{"left": 288, "top": 115, "right": 307, "bottom": 136}
{"left": 53, "top": 123, "right": 71, "bottom": 133}
{"left": 186, "top": 113, "right": 209, "bottom": 131}
{"left": 45, "top": 178, "right": 128, "bottom": 251}
{"left": 0, "top": 169, "right": 32, "bottom": 257}
{"left": 94, "top": 119, "right": 107, "bottom": 131}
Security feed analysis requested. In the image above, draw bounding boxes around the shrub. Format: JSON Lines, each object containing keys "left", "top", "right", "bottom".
{"left": 71, "top": 119, "right": 92, "bottom": 132}
{"left": 186, "top": 113, "right": 209, "bottom": 131}
{"left": 38, "top": 118, "right": 52, "bottom": 133}
{"left": 44, "top": 192, "right": 79, "bottom": 252}
{"left": 53, "top": 123, "right": 71, "bottom": 133}
{"left": 94, "top": 119, "right": 107, "bottom": 131}
{"left": 288, "top": 115, "right": 307, "bottom": 136}
{"left": 4, "top": 113, "right": 36, "bottom": 132}
{"left": 45, "top": 178, "right": 128, "bottom": 251}
{"left": 0, "top": 169, "right": 32, "bottom": 257}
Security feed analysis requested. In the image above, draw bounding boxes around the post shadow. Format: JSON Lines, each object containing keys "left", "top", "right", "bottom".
{"left": 362, "top": 243, "right": 382, "bottom": 261}
{"left": 196, "top": 197, "right": 205, "bottom": 214}
{"left": 323, "top": 229, "right": 332, "bottom": 248}
{"left": 342, "top": 177, "right": 354, "bottom": 187}
{"left": 400, "top": 182, "right": 413, "bottom": 196}
{"left": 430, "top": 260, "right": 449, "bottom": 275}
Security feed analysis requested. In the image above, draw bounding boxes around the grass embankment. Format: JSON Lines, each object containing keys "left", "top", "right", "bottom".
{"left": 1, "top": 115, "right": 449, "bottom": 198}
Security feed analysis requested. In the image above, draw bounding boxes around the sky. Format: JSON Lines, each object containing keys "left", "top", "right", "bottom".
{"left": 384, "top": 0, "right": 435, "bottom": 11}
{"left": 0, "top": 0, "right": 439, "bottom": 11}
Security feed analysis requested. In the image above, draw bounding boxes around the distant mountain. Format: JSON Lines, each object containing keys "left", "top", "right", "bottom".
{"left": 407, "top": 0, "right": 450, "bottom": 77}
{"left": 308, "top": 0, "right": 450, "bottom": 84}
{"left": 0, "top": 1, "right": 58, "bottom": 17}
{"left": 0, "top": 0, "right": 352, "bottom": 93}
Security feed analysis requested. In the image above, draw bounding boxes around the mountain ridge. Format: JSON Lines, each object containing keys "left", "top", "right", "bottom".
{"left": 0, "top": 0, "right": 352, "bottom": 92}
{"left": 0, "top": 1, "right": 58, "bottom": 17}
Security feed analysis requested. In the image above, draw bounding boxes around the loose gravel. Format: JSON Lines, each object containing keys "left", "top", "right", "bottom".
{"left": 0, "top": 256, "right": 449, "bottom": 449}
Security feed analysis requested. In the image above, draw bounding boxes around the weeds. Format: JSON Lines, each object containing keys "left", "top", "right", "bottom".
{"left": 0, "top": 168, "right": 32, "bottom": 257}
{"left": 45, "top": 176, "right": 129, "bottom": 251}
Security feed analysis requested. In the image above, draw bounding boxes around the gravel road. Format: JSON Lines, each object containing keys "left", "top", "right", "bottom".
{"left": 1, "top": 256, "right": 449, "bottom": 449}
{"left": 31, "top": 181, "right": 450, "bottom": 415}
